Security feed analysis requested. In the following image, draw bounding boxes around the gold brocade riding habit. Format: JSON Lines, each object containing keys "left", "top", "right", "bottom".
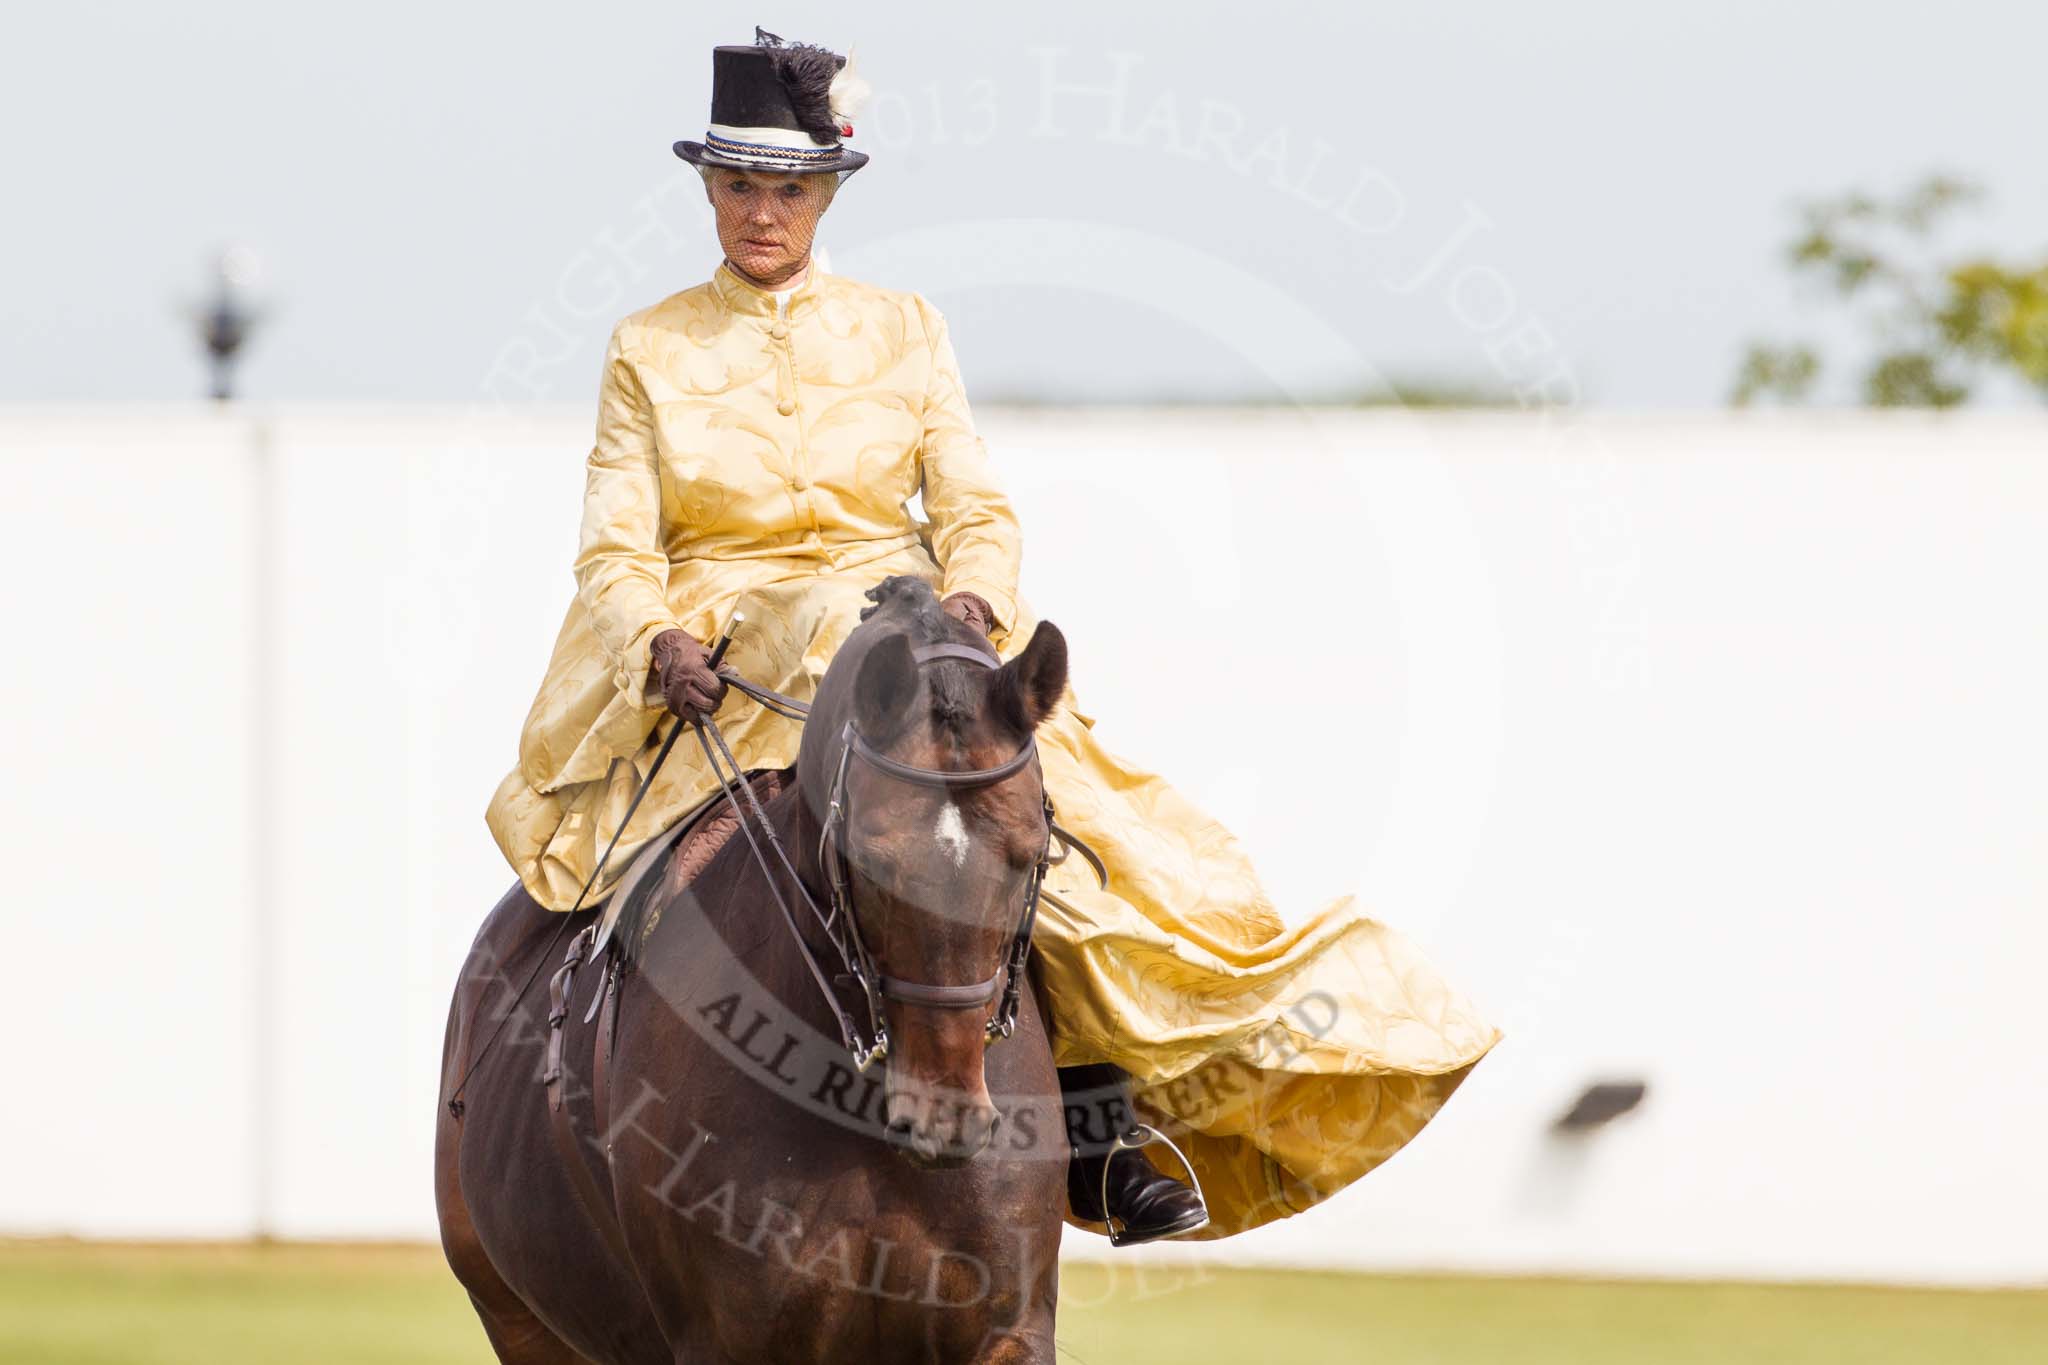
{"left": 487, "top": 263, "right": 1500, "bottom": 1238}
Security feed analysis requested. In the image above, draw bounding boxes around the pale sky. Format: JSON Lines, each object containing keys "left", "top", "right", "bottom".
{"left": 3, "top": 1, "right": 2041, "bottom": 406}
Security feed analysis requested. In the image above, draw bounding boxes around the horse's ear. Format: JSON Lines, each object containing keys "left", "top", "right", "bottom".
{"left": 993, "top": 622, "right": 1068, "bottom": 732}
{"left": 855, "top": 633, "right": 919, "bottom": 737}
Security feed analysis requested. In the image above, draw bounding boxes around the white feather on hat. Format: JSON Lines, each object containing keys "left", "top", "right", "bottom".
{"left": 827, "top": 45, "right": 871, "bottom": 129}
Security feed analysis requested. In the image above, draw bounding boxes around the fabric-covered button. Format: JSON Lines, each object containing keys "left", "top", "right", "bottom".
{"left": 792, "top": 474, "right": 811, "bottom": 491}
{"left": 777, "top": 398, "right": 796, "bottom": 416}
{"left": 770, "top": 322, "right": 789, "bottom": 340}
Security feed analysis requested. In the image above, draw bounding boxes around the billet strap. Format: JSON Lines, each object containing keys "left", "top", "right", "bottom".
{"left": 541, "top": 931, "right": 634, "bottom": 1264}
{"left": 542, "top": 926, "right": 592, "bottom": 1113}
{"left": 592, "top": 958, "right": 621, "bottom": 1157}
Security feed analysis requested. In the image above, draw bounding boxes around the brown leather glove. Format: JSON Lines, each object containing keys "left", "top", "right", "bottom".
{"left": 941, "top": 591, "right": 996, "bottom": 637}
{"left": 649, "top": 628, "right": 729, "bottom": 720}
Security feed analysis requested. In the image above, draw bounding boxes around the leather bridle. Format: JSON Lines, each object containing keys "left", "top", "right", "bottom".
{"left": 696, "top": 641, "right": 1104, "bottom": 1073}
{"left": 821, "top": 643, "right": 1049, "bottom": 1069}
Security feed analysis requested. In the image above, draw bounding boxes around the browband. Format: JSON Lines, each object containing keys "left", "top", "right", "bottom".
{"left": 838, "top": 638, "right": 1025, "bottom": 787}
{"left": 912, "top": 641, "right": 1000, "bottom": 668}
{"left": 848, "top": 728, "right": 1039, "bottom": 788}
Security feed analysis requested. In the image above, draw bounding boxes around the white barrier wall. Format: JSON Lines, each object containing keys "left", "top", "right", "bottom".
{"left": 2, "top": 406, "right": 2043, "bottom": 1286}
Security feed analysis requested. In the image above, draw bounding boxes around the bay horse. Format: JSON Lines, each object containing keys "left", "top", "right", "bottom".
{"left": 436, "top": 579, "right": 1074, "bottom": 1364}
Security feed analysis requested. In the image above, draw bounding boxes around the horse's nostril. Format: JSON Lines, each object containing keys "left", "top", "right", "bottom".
{"left": 883, "top": 1098, "right": 918, "bottom": 1139}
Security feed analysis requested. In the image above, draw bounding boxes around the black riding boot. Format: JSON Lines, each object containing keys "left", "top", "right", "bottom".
{"left": 1058, "top": 1063, "right": 1209, "bottom": 1245}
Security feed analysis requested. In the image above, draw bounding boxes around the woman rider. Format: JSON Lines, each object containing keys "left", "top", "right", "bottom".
{"left": 487, "top": 30, "right": 1499, "bottom": 1245}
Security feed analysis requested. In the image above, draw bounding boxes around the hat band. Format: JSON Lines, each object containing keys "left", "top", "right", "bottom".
{"left": 703, "top": 124, "right": 844, "bottom": 167}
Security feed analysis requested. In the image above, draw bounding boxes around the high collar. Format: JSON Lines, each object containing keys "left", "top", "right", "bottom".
{"left": 712, "top": 260, "right": 824, "bottom": 319}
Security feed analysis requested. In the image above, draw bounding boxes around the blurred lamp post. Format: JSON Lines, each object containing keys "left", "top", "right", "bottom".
{"left": 189, "top": 242, "right": 279, "bottom": 1236}
{"left": 194, "top": 246, "right": 264, "bottom": 401}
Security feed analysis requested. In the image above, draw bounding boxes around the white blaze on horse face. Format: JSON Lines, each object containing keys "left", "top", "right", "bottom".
{"left": 933, "top": 800, "right": 970, "bottom": 870}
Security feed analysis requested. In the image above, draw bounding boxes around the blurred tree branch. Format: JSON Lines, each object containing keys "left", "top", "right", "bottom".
{"left": 1731, "top": 174, "right": 2048, "bottom": 407}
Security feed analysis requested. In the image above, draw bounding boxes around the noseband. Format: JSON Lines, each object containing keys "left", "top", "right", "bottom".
{"left": 820, "top": 643, "right": 1054, "bottom": 1069}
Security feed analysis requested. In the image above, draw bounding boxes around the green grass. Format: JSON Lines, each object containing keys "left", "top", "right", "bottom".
{"left": 1057, "top": 1261, "right": 2048, "bottom": 1365}
{"left": 0, "top": 1242, "right": 484, "bottom": 1365}
{"left": 0, "top": 1241, "right": 2040, "bottom": 1364}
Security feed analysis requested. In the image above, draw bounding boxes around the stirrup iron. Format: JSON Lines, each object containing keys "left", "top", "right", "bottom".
{"left": 1100, "top": 1123, "right": 1210, "bottom": 1247}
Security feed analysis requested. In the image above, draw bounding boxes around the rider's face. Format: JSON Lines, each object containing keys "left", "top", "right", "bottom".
{"left": 702, "top": 168, "right": 837, "bottom": 287}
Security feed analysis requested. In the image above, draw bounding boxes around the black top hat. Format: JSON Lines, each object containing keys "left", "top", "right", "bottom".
{"left": 674, "top": 29, "right": 870, "bottom": 176}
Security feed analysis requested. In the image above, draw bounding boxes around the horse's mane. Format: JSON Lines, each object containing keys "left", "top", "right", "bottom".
{"left": 856, "top": 574, "right": 951, "bottom": 640}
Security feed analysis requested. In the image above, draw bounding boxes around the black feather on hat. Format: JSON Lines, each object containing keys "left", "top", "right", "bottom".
{"left": 674, "top": 28, "right": 870, "bottom": 175}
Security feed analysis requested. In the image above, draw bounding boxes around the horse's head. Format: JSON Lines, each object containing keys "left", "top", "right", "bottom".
{"left": 799, "top": 578, "right": 1068, "bottom": 1167}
